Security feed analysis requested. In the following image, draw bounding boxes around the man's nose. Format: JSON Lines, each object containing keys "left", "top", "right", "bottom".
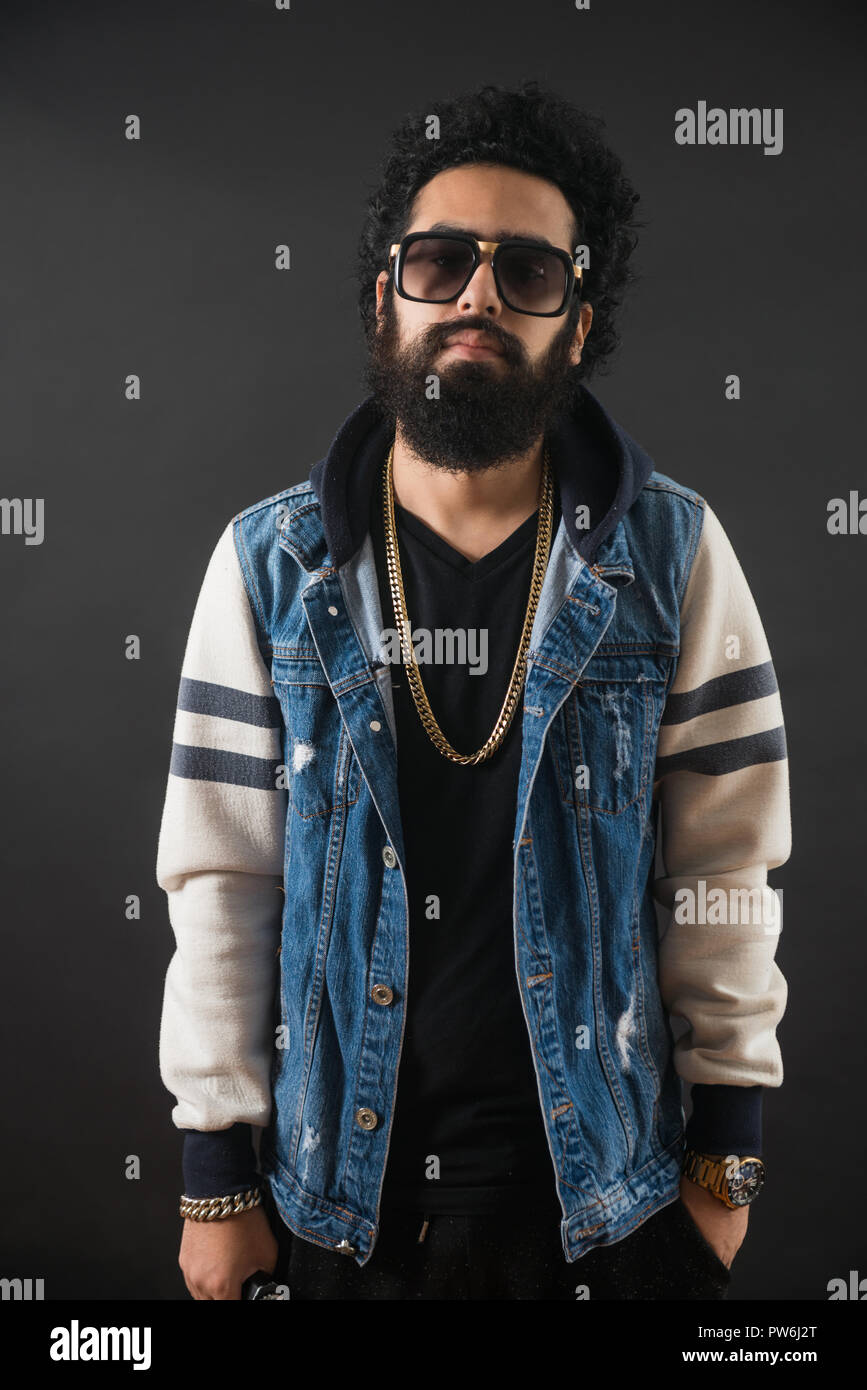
{"left": 456, "top": 257, "right": 502, "bottom": 316}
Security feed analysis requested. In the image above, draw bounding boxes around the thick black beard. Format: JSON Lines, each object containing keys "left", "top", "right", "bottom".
{"left": 362, "top": 292, "right": 580, "bottom": 474}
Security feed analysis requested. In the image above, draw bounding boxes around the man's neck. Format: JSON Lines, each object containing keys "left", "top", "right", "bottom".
{"left": 390, "top": 425, "right": 547, "bottom": 564}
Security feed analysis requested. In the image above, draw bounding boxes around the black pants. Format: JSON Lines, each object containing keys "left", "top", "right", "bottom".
{"left": 261, "top": 1181, "right": 731, "bottom": 1300}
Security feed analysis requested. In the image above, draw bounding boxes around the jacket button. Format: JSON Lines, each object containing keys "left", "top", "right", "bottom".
{"left": 371, "top": 983, "right": 394, "bottom": 1005}
{"left": 355, "top": 1107, "right": 378, "bottom": 1130}
{"left": 382, "top": 845, "right": 397, "bottom": 868}
{"left": 335, "top": 1239, "right": 356, "bottom": 1256}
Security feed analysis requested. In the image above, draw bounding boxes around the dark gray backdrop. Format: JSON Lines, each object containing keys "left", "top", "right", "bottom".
{"left": 1, "top": 0, "right": 864, "bottom": 1300}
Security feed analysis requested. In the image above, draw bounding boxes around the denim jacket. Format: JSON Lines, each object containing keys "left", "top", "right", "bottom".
{"left": 156, "top": 384, "right": 791, "bottom": 1265}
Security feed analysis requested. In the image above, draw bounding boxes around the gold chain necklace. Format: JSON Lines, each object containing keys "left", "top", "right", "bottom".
{"left": 381, "top": 439, "right": 554, "bottom": 765}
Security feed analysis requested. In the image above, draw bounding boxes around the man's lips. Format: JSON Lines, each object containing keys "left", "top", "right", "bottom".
{"left": 441, "top": 333, "right": 504, "bottom": 358}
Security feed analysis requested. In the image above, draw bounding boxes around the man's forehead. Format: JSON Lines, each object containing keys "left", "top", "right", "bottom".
{"left": 408, "top": 167, "right": 576, "bottom": 245}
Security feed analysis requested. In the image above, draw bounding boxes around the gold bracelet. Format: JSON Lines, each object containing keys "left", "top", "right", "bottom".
{"left": 179, "top": 1186, "right": 262, "bottom": 1222}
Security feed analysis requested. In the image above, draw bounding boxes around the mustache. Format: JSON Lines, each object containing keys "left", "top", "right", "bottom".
{"left": 425, "top": 319, "right": 522, "bottom": 361}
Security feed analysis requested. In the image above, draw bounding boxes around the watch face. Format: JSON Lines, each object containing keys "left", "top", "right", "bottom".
{"left": 727, "top": 1159, "right": 765, "bottom": 1206}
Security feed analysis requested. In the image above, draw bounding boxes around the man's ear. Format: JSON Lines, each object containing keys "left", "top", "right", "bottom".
{"left": 570, "top": 302, "right": 593, "bottom": 364}
{"left": 374, "top": 271, "right": 389, "bottom": 329}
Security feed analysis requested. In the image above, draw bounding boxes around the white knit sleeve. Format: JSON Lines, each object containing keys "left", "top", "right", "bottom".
{"left": 652, "top": 500, "right": 791, "bottom": 1089}
{"left": 155, "top": 518, "right": 286, "bottom": 1131}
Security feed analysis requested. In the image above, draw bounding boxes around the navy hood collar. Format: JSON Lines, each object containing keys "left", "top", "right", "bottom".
{"left": 308, "top": 383, "right": 655, "bottom": 570}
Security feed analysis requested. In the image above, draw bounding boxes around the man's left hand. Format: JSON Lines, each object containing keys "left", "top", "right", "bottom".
{"left": 679, "top": 1174, "right": 749, "bottom": 1269}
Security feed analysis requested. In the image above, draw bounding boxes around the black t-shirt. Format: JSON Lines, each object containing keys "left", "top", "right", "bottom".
{"left": 371, "top": 459, "right": 563, "bottom": 1216}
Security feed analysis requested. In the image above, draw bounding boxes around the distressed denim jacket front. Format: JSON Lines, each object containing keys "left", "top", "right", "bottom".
{"left": 157, "top": 387, "right": 791, "bottom": 1266}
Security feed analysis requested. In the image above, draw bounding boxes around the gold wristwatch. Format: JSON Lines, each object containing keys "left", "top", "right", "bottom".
{"left": 682, "top": 1149, "right": 765, "bottom": 1209}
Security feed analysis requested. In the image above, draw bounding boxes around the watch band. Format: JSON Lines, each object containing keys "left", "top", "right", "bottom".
{"left": 682, "top": 1149, "right": 765, "bottom": 1209}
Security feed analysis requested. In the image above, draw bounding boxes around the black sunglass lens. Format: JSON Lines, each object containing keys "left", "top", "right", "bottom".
{"left": 497, "top": 246, "right": 568, "bottom": 313}
{"left": 400, "top": 238, "right": 475, "bottom": 302}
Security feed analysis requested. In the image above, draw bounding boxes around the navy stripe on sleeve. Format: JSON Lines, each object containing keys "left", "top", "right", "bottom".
{"left": 178, "top": 676, "right": 282, "bottom": 728}
{"left": 169, "top": 743, "right": 283, "bottom": 790}
{"left": 655, "top": 725, "right": 787, "bottom": 778}
{"left": 661, "top": 660, "right": 778, "bottom": 726}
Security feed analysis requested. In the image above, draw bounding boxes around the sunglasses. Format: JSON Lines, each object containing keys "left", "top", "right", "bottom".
{"left": 387, "top": 231, "right": 583, "bottom": 318}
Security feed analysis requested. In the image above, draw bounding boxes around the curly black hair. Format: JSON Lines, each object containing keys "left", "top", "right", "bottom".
{"left": 355, "top": 79, "right": 644, "bottom": 381}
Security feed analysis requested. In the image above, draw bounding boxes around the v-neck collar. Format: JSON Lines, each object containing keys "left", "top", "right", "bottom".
{"left": 391, "top": 489, "right": 560, "bottom": 581}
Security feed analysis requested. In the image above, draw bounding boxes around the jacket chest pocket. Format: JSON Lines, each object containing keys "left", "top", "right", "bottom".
{"left": 270, "top": 650, "right": 361, "bottom": 818}
{"left": 554, "top": 648, "right": 671, "bottom": 815}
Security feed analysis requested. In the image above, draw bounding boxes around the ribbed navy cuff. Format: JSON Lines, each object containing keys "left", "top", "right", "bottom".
{"left": 684, "top": 1084, "right": 763, "bottom": 1157}
{"left": 181, "top": 1123, "right": 260, "bottom": 1198}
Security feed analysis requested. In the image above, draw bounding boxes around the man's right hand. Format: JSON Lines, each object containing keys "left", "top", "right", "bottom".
{"left": 179, "top": 1204, "right": 280, "bottom": 1300}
